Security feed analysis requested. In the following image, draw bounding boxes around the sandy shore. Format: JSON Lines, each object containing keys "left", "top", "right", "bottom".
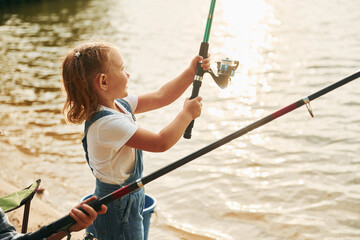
{"left": 0, "top": 134, "right": 164, "bottom": 240}
{"left": 0, "top": 139, "right": 85, "bottom": 239}
{"left": 0, "top": 180, "right": 86, "bottom": 239}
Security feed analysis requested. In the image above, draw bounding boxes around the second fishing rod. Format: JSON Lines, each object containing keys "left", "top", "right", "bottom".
{"left": 23, "top": 68, "right": 360, "bottom": 240}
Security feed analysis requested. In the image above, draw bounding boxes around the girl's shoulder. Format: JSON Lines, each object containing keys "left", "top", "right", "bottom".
{"left": 88, "top": 111, "right": 137, "bottom": 138}
{"left": 115, "top": 99, "right": 132, "bottom": 113}
{"left": 120, "top": 95, "right": 138, "bottom": 112}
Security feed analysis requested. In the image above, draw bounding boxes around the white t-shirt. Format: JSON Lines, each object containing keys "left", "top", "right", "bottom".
{"left": 86, "top": 95, "right": 138, "bottom": 184}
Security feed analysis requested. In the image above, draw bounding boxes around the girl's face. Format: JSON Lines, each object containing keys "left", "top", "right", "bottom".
{"left": 106, "top": 48, "right": 130, "bottom": 99}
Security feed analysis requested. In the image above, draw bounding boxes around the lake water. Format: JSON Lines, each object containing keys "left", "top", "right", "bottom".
{"left": 1, "top": 0, "right": 360, "bottom": 239}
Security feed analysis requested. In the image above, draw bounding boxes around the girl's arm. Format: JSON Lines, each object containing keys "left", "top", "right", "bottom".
{"left": 126, "top": 96, "right": 202, "bottom": 152}
{"left": 134, "top": 55, "right": 210, "bottom": 114}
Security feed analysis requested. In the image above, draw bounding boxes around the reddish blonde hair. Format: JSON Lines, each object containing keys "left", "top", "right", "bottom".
{"left": 61, "top": 42, "right": 114, "bottom": 124}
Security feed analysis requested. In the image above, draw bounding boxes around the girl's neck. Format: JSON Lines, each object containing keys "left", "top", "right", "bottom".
{"left": 98, "top": 95, "right": 125, "bottom": 114}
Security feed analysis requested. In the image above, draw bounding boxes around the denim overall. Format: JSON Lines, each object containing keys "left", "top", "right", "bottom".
{"left": 82, "top": 99, "right": 145, "bottom": 240}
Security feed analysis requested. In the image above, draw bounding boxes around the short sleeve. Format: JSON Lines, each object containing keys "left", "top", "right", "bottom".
{"left": 95, "top": 114, "right": 138, "bottom": 151}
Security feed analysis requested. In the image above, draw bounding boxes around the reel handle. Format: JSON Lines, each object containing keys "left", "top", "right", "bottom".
{"left": 184, "top": 42, "right": 209, "bottom": 139}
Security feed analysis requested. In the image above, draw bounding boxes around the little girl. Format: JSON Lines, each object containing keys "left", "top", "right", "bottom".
{"left": 61, "top": 41, "right": 210, "bottom": 240}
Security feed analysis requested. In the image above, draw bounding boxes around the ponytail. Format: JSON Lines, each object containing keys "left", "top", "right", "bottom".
{"left": 61, "top": 42, "right": 113, "bottom": 124}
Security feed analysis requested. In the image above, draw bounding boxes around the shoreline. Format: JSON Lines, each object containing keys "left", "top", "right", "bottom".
{"left": 0, "top": 179, "right": 85, "bottom": 239}
{"left": 0, "top": 139, "right": 86, "bottom": 239}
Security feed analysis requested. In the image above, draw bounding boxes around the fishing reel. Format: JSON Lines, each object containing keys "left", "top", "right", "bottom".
{"left": 207, "top": 58, "right": 239, "bottom": 89}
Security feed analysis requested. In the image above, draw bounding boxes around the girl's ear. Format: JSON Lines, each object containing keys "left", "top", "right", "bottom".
{"left": 96, "top": 74, "right": 108, "bottom": 91}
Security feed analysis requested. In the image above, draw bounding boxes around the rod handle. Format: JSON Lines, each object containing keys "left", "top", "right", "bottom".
{"left": 184, "top": 80, "right": 202, "bottom": 139}
{"left": 23, "top": 214, "right": 75, "bottom": 240}
{"left": 23, "top": 198, "right": 102, "bottom": 240}
{"left": 183, "top": 42, "right": 208, "bottom": 139}
{"left": 86, "top": 197, "right": 102, "bottom": 210}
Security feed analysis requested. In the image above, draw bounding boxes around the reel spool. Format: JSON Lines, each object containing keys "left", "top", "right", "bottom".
{"left": 208, "top": 57, "right": 239, "bottom": 89}
{"left": 216, "top": 58, "right": 239, "bottom": 77}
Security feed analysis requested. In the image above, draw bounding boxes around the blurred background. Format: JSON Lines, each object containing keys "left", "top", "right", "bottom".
{"left": 0, "top": 0, "right": 359, "bottom": 239}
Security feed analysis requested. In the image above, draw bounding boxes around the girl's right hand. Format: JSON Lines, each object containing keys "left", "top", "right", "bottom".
{"left": 183, "top": 96, "right": 203, "bottom": 119}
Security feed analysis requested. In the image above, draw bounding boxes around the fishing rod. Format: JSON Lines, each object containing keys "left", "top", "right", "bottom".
{"left": 184, "top": 0, "right": 239, "bottom": 139}
{"left": 22, "top": 70, "right": 360, "bottom": 240}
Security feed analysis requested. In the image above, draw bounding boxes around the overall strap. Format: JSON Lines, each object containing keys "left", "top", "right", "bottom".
{"left": 82, "top": 110, "right": 114, "bottom": 172}
{"left": 116, "top": 99, "right": 136, "bottom": 121}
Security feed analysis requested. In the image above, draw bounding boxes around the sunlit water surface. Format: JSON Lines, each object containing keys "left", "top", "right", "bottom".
{"left": 1, "top": 0, "right": 360, "bottom": 239}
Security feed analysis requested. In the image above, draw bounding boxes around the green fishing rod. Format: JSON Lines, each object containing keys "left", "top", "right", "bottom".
{"left": 184, "top": 0, "right": 239, "bottom": 139}
{"left": 183, "top": 0, "right": 215, "bottom": 139}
